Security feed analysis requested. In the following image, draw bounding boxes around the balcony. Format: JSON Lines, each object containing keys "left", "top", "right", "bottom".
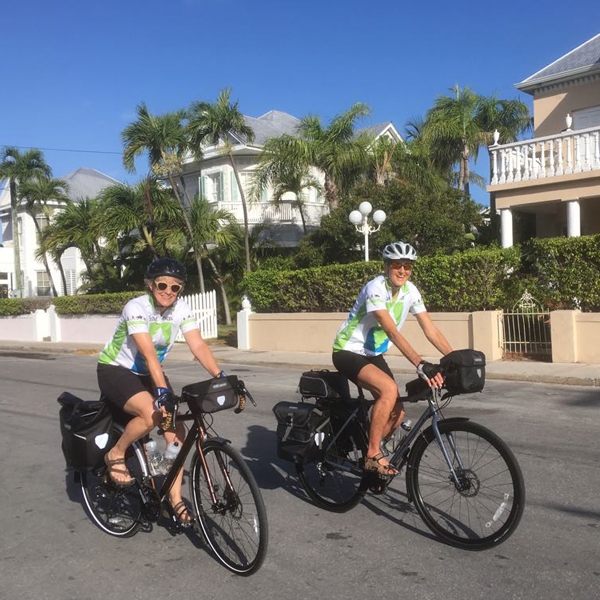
{"left": 489, "top": 126, "right": 600, "bottom": 186}
{"left": 216, "top": 200, "right": 329, "bottom": 227}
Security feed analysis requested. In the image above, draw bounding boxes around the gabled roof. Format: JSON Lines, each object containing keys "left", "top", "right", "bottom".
{"left": 357, "top": 122, "right": 403, "bottom": 143}
{"left": 60, "top": 167, "right": 121, "bottom": 201}
{"left": 517, "top": 32, "right": 600, "bottom": 93}
{"left": 237, "top": 110, "right": 301, "bottom": 146}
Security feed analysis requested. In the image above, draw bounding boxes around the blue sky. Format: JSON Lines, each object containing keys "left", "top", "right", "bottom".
{"left": 1, "top": 0, "right": 599, "bottom": 208}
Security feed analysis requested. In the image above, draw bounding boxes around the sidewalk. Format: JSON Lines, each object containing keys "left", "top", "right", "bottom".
{"left": 1, "top": 339, "right": 599, "bottom": 387}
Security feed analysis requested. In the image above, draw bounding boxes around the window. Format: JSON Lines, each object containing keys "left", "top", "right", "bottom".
{"left": 201, "top": 172, "right": 224, "bottom": 203}
{"left": 36, "top": 271, "right": 51, "bottom": 297}
{"left": 573, "top": 106, "right": 600, "bottom": 130}
{"left": 36, "top": 213, "right": 50, "bottom": 230}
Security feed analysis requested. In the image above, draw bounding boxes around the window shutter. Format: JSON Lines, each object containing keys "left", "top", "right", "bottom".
{"left": 200, "top": 176, "right": 206, "bottom": 200}
{"left": 231, "top": 171, "right": 238, "bottom": 201}
{"left": 219, "top": 172, "right": 224, "bottom": 202}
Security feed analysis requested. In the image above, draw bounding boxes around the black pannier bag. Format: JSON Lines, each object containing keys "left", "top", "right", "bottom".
{"left": 298, "top": 370, "right": 350, "bottom": 400}
{"left": 440, "top": 349, "right": 486, "bottom": 396}
{"left": 58, "top": 392, "right": 113, "bottom": 471}
{"left": 272, "top": 401, "right": 329, "bottom": 462}
{"left": 182, "top": 375, "right": 240, "bottom": 414}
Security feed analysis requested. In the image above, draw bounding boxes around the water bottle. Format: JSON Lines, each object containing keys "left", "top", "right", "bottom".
{"left": 162, "top": 441, "right": 181, "bottom": 473}
{"left": 146, "top": 438, "right": 163, "bottom": 476}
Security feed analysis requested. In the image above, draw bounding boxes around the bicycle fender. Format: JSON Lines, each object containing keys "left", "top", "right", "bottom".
{"left": 416, "top": 417, "right": 471, "bottom": 445}
{"left": 205, "top": 436, "right": 231, "bottom": 446}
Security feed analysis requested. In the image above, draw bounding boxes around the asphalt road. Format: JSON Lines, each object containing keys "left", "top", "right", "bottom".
{"left": 0, "top": 351, "right": 599, "bottom": 600}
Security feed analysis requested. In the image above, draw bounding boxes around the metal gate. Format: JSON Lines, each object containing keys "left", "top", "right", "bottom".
{"left": 499, "top": 290, "right": 552, "bottom": 361}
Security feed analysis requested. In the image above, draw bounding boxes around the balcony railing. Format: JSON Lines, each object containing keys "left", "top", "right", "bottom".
{"left": 217, "top": 201, "right": 329, "bottom": 226}
{"left": 490, "top": 126, "right": 600, "bottom": 185}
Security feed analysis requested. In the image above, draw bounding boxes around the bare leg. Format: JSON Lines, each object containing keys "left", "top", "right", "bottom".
{"left": 163, "top": 421, "right": 192, "bottom": 523}
{"left": 105, "top": 391, "right": 159, "bottom": 484}
{"left": 355, "top": 364, "right": 400, "bottom": 468}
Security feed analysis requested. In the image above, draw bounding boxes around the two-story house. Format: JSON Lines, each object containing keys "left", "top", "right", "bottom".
{"left": 181, "top": 109, "right": 402, "bottom": 247}
{"left": 0, "top": 167, "right": 119, "bottom": 297}
{"left": 487, "top": 33, "right": 600, "bottom": 247}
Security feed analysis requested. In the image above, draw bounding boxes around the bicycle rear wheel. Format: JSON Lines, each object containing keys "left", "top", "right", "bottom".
{"left": 296, "top": 419, "right": 368, "bottom": 512}
{"left": 406, "top": 420, "right": 525, "bottom": 550}
{"left": 189, "top": 440, "right": 268, "bottom": 576}
{"left": 80, "top": 424, "right": 148, "bottom": 537}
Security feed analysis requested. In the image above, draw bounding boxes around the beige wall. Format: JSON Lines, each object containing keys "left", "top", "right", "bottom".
{"left": 533, "top": 79, "right": 600, "bottom": 136}
{"left": 247, "top": 311, "right": 503, "bottom": 361}
{"left": 243, "top": 310, "right": 600, "bottom": 364}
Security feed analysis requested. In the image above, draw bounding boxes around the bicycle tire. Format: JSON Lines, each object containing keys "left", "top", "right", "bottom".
{"left": 80, "top": 424, "right": 148, "bottom": 538}
{"left": 189, "top": 440, "right": 268, "bottom": 576}
{"left": 406, "top": 420, "right": 525, "bottom": 550}
{"left": 296, "top": 419, "right": 368, "bottom": 513}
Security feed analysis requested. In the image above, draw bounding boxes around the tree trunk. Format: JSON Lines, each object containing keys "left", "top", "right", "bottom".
{"left": 324, "top": 175, "right": 339, "bottom": 209}
{"left": 205, "top": 252, "right": 231, "bottom": 326}
{"left": 167, "top": 173, "right": 205, "bottom": 292}
{"left": 32, "top": 217, "right": 58, "bottom": 296}
{"left": 229, "top": 154, "right": 251, "bottom": 272}
{"left": 297, "top": 203, "right": 308, "bottom": 234}
{"left": 9, "top": 179, "right": 23, "bottom": 296}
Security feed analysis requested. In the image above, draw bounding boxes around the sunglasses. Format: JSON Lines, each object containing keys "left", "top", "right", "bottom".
{"left": 388, "top": 261, "right": 414, "bottom": 271}
{"left": 155, "top": 282, "right": 182, "bottom": 294}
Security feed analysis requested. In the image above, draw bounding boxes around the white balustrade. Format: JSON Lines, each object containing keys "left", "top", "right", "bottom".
{"left": 216, "top": 200, "right": 328, "bottom": 226}
{"left": 490, "top": 125, "right": 600, "bottom": 185}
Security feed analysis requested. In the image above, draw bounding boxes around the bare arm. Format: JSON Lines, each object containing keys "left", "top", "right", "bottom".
{"left": 132, "top": 332, "right": 169, "bottom": 390}
{"left": 183, "top": 328, "right": 222, "bottom": 378}
{"left": 373, "top": 309, "right": 423, "bottom": 367}
{"left": 414, "top": 311, "right": 453, "bottom": 356}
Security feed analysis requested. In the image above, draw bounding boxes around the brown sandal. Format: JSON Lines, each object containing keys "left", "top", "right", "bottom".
{"left": 104, "top": 454, "right": 135, "bottom": 487}
{"left": 364, "top": 453, "right": 399, "bottom": 476}
{"left": 166, "top": 500, "right": 194, "bottom": 528}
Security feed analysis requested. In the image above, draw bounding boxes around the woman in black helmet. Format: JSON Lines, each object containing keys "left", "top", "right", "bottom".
{"left": 97, "top": 257, "right": 223, "bottom": 526}
{"left": 332, "top": 242, "right": 453, "bottom": 477}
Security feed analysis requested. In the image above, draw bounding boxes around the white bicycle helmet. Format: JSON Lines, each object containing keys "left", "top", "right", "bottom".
{"left": 382, "top": 241, "right": 417, "bottom": 262}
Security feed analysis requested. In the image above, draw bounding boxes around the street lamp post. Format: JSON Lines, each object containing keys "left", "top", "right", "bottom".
{"left": 349, "top": 201, "right": 386, "bottom": 262}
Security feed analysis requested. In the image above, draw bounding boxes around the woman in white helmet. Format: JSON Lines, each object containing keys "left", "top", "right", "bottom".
{"left": 332, "top": 241, "right": 453, "bottom": 476}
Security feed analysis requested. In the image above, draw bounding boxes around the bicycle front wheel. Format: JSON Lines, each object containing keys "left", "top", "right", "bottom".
{"left": 406, "top": 420, "right": 525, "bottom": 550}
{"left": 190, "top": 440, "right": 268, "bottom": 576}
{"left": 296, "top": 420, "right": 368, "bottom": 513}
{"left": 80, "top": 425, "right": 148, "bottom": 537}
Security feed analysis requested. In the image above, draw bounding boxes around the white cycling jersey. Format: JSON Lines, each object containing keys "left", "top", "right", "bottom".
{"left": 333, "top": 275, "right": 426, "bottom": 356}
{"left": 98, "top": 293, "right": 197, "bottom": 374}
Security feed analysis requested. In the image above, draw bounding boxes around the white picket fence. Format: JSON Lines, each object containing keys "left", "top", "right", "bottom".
{"left": 177, "top": 290, "right": 218, "bottom": 341}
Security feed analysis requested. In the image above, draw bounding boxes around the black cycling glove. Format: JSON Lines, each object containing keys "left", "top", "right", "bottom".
{"left": 417, "top": 361, "right": 440, "bottom": 381}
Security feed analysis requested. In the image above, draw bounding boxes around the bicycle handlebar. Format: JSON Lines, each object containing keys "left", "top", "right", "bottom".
{"left": 234, "top": 379, "right": 257, "bottom": 414}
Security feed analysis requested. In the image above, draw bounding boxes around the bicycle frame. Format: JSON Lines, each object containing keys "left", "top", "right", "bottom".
{"left": 388, "top": 388, "right": 470, "bottom": 488}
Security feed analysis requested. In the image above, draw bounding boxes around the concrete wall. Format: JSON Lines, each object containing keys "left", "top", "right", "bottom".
{"left": 239, "top": 310, "right": 503, "bottom": 361}
{"left": 237, "top": 309, "right": 600, "bottom": 365}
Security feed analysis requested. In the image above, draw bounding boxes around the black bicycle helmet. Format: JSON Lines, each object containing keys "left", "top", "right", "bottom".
{"left": 145, "top": 258, "right": 187, "bottom": 282}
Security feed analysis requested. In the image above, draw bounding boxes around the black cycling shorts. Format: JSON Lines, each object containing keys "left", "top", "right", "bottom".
{"left": 97, "top": 363, "right": 164, "bottom": 409}
{"left": 331, "top": 350, "right": 395, "bottom": 386}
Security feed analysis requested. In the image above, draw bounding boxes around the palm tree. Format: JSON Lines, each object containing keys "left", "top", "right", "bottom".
{"left": 254, "top": 103, "right": 371, "bottom": 211}
{"left": 19, "top": 175, "right": 70, "bottom": 296}
{"left": 0, "top": 147, "right": 51, "bottom": 296}
{"left": 421, "top": 85, "right": 531, "bottom": 198}
{"left": 121, "top": 103, "right": 207, "bottom": 290}
{"left": 42, "top": 198, "right": 106, "bottom": 282}
{"left": 99, "top": 178, "right": 182, "bottom": 259}
{"left": 187, "top": 88, "right": 255, "bottom": 272}
{"left": 251, "top": 163, "right": 322, "bottom": 235}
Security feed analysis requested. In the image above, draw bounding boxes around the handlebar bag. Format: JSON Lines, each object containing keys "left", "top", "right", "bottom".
{"left": 182, "top": 375, "right": 240, "bottom": 414}
{"left": 273, "top": 401, "right": 329, "bottom": 462}
{"left": 298, "top": 370, "right": 350, "bottom": 400}
{"left": 57, "top": 392, "right": 113, "bottom": 471}
{"left": 440, "top": 349, "right": 486, "bottom": 395}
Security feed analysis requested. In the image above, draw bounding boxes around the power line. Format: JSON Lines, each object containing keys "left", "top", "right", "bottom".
{"left": 0, "top": 143, "right": 122, "bottom": 156}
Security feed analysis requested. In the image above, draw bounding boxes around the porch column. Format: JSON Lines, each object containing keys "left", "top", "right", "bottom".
{"left": 566, "top": 200, "right": 581, "bottom": 237}
{"left": 500, "top": 209, "right": 513, "bottom": 248}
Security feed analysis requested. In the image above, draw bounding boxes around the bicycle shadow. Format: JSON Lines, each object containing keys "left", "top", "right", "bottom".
{"left": 360, "top": 483, "right": 439, "bottom": 543}
{"left": 237, "top": 424, "right": 317, "bottom": 506}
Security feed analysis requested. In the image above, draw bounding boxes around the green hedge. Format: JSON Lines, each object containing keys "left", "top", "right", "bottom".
{"left": 0, "top": 297, "right": 52, "bottom": 316}
{"left": 242, "top": 236, "right": 600, "bottom": 313}
{"left": 51, "top": 292, "right": 140, "bottom": 315}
